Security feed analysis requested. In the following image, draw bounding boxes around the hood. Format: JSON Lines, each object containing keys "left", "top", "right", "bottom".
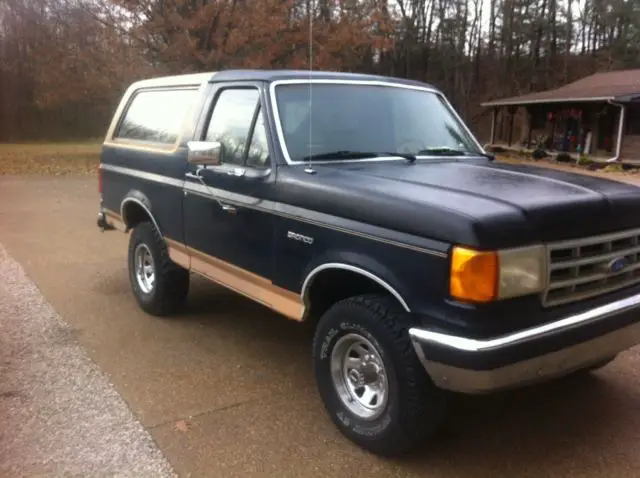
{"left": 275, "top": 159, "right": 640, "bottom": 249}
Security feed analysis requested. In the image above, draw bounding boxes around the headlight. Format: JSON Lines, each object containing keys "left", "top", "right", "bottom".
{"left": 450, "top": 245, "right": 546, "bottom": 303}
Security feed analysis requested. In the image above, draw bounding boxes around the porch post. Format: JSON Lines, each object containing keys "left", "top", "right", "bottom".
{"left": 507, "top": 106, "right": 516, "bottom": 147}
{"left": 614, "top": 104, "right": 626, "bottom": 162}
{"left": 550, "top": 109, "right": 557, "bottom": 149}
{"left": 490, "top": 107, "right": 497, "bottom": 144}
{"left": 576, "top": 108, "right": 582, "bottom": 155}
{"left": 526, "top": 106, "right": 533, "bottom": 148}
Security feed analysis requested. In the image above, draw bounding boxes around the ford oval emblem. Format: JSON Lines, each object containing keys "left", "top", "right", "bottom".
{"left": 608, "top": 257, "right": 629, "bottom": 274}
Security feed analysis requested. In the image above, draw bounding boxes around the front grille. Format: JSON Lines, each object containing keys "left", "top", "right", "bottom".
{"left": 543, "top": 228, "right": 640, "bottom": 307}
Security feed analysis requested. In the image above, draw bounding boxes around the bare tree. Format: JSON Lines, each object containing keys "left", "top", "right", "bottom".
{"left": 1, "top": 0, "right": 639, "bottom": 141}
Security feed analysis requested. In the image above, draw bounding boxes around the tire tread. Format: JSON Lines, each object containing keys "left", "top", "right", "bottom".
{"left": 128, "top": 221, "right": 189, "bottom": 316}
{"left": 313, "top": 293, "right": 446, "bottom": 456}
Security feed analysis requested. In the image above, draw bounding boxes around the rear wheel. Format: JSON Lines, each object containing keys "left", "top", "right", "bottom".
{"left": 312, "top": 294, "right": 446, "bottom": 456}
{"left": 127, "top": 221, "right": 189, "bottom": 316}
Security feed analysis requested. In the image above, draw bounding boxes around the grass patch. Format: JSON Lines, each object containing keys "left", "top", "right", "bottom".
{"left": 602, "top": 163, "right": 626, "bottom": 173}
{"left": 577, "top": 155, "right": 594, "bottom": 166}
{"left": 0, "top": 142, "right": 101, "bottom": 176}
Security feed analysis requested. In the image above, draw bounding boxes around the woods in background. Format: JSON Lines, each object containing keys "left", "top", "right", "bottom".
{"left": 0, "top": 0, "right": 638, "bottom": 142}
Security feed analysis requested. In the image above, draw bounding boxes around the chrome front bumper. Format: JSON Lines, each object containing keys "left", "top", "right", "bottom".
{"left": 409, "top": 292, "right": 640, "bottom": 394}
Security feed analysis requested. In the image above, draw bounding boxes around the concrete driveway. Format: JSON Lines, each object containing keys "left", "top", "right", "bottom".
{"left": 2, "top": 175, "right": 640, "bottom": 477}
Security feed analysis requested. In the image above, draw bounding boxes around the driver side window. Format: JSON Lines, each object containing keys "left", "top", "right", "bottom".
{"left": 205, "top": 88, "right": 261, "bottom": 166}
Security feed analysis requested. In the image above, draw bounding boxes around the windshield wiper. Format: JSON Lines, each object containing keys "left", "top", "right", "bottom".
{"left": 417, "top": 147, "right": 470, "bottom": 156}
{"left": 417, "top": 147, "right": 495, "bottom": 160}
{"left": 300, "top": 150, "right": 417, "bottom": 162}
{"left": 299, "top": 148, "right": 494, "bottom": 163}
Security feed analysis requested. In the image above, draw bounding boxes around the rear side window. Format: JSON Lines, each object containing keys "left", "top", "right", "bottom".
{"left": 115, "top": 88, "right": 198, "bottom": 145}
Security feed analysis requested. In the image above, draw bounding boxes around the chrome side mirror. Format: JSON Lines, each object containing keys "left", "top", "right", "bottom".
{"left": 187, "top": 141, "right": 222, "bottom": 166}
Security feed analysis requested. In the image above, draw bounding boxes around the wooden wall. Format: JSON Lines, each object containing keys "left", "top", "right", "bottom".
{"left": 621, "top": 135, "right": 640, "bottom": 160}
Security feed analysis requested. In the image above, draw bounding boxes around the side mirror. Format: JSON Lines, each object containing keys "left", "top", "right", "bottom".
{"left": 187, "top": 141, "right": 222, "bottom": 166}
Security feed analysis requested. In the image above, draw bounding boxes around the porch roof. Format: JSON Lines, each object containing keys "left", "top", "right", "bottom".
{"left": 481, "top": 69, "right": 640, "bottom": 107}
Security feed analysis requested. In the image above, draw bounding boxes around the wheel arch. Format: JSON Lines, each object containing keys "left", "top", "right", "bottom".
{"left": 301, "top": 262, "right": 411, "bottom": 321}
{"left": 120, "top": 193, "right": 162, "bottom": 236}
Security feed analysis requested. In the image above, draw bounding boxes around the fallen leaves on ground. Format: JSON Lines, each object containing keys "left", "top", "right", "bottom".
{"left": 3, "top": 142, "right": 638, "bottom": 187}
{"left": 0, "top": 143, "right": 100, "bottom": 176}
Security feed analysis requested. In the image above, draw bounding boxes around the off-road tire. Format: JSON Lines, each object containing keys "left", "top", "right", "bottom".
{"left": 127, "top": 221, "right": 189, "bottom": 316}
{"left": 312, "top": 294, "right": 447, "bottom": 457}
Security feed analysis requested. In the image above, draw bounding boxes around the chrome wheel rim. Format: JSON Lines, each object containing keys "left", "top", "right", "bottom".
{"left": 330, "top": 333, "right": 389, "bottom": 420}
{"left": 134, "top": 243, "right": 155, "bottom": 294}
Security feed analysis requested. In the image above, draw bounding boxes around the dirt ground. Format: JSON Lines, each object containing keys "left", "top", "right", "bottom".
{"left": 3, "top": 171, "right": 640, "bottom": 476}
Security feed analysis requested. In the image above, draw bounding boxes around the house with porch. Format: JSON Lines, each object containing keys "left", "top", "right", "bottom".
{"left": 481, "top": 69, "right": 640, "bottom": 162}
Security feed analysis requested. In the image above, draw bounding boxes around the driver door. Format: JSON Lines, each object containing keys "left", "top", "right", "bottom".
{"left": 182, "top": 83, "right": 275, "bottom": 283}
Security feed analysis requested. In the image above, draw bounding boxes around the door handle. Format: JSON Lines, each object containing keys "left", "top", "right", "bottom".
{"left": 220, "top": 203, "right": 237, "bottom": 214}
{"left": 185, "top": 165, "right": 205, "bottom": 180}
{"left": 227, "top": 167, "right": 246, "bottom": 177}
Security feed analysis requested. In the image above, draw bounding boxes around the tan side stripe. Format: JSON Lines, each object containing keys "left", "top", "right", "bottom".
{"left": 165, "top": 239, "right": 304, "bottom": 321}
{"left": 165, "top": 238, "right": 191, "bottom": 269}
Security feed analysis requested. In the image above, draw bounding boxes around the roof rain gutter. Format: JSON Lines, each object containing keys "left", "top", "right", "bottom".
{"left": 605, "top": 99, "right": 626, "bottom": 163}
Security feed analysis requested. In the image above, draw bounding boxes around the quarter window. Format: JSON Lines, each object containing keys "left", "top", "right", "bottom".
{"left": 205, "top": 88, "right": 260, "bottom": 165}
{"left": 115, "top": 88, "right": 198, "bottom": 145}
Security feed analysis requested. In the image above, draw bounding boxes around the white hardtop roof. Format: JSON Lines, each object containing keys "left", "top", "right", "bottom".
{"left": 130, "top": 72, "right": 218, "bottom": 89}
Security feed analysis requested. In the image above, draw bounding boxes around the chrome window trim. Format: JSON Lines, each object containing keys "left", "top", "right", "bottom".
{"left": 268, "top": 78, "right": 486, "bottom": 166}
{"left": 301, "top": 262, "right": 411, "bottom": 312}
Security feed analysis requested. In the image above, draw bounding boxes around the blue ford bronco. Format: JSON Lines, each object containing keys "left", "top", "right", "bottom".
{"left": 98, "top": 69, "right": 640, "bottom": 456}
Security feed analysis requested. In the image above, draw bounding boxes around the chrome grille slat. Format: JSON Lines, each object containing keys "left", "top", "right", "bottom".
{"left": 543, "top": 227, "right": 640, "bottom": 307}
{"left": 550, "top": 245, "right": 640, "bottom": 270}
{"left": 545, "top": 275, "right": 640, "bottom": 308}
{"left": 548, "top": 261, "right": 640, "bottom": 290}
{"left": 548, "top": 228, "right": 640, "bottom": 248}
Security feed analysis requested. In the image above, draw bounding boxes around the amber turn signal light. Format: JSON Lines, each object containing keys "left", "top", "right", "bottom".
{"left": 450, "top": 246, "right": 499, "bottom": 303}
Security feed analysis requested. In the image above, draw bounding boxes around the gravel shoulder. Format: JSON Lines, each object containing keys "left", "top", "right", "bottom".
{"left": 0, "top": 242, "right": 176, "bottom": 477}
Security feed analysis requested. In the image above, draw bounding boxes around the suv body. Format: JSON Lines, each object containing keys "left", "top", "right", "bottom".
{"left": 98, "top": 69, "right": 640, "bottom": 455}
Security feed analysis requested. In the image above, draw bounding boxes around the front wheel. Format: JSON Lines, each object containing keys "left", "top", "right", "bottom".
{"left": 128, "top": 221, "right": 190, "bottom": 316}
{"left": 312, "top": 294, "right": 447, "bottom": 457}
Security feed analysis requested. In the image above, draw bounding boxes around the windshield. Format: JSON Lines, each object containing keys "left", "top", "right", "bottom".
{"left": 273, "top": 83, "right": 482, "bottom": 162}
